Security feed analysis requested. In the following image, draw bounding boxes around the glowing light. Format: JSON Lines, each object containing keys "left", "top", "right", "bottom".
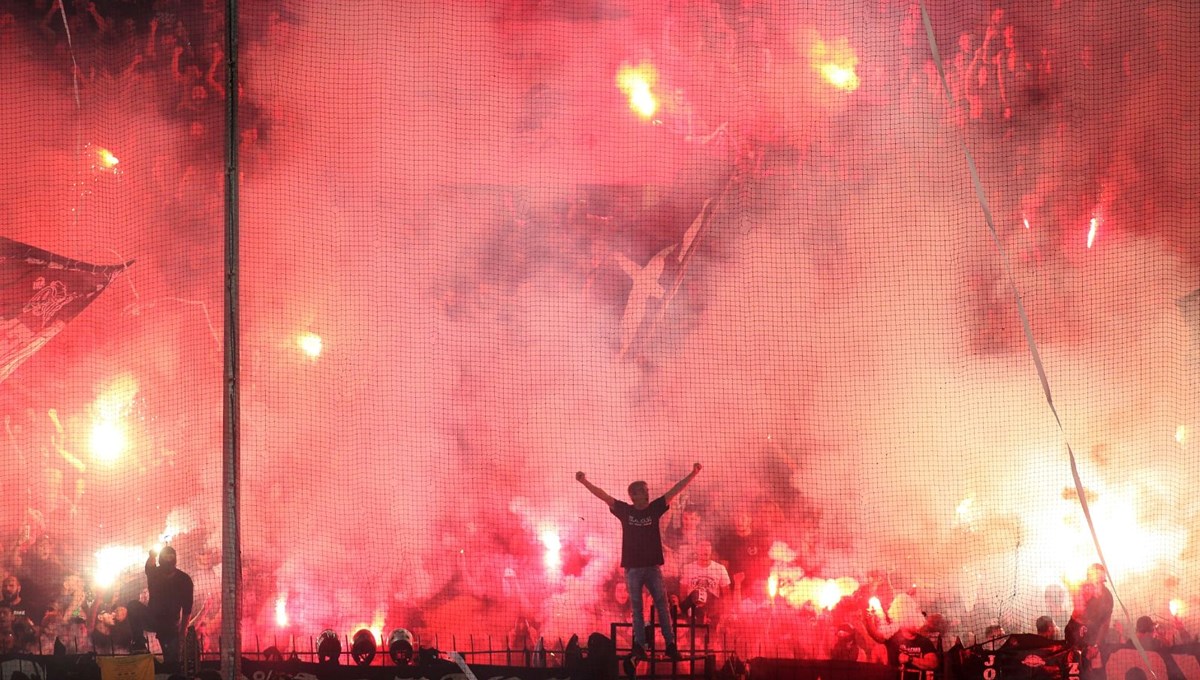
{"left": 346, "top": 612, "right": 386, "bottom": 645}
{"left": 868, "top": 597, "right": 883, "bottom": 613}
{"left": 97, "top": 147, "right": 118, "bottom": 169}
{"left": 818, "top": 579, "right": 844, "bottom": 610}
{"left": 93, "top": 545, "right": 145, "bottom": 589}
{"left": 1023, "top": 216, "right": 1031, "bottom": 230}
{"left": 275, "top": 593, "right": 289, "bottom": 627}
{"left": 811, "top": 35, "right": 859, "bottom": 91}
{"left": 89, "top": 374, "right": 138, "bottom": 463}
{"left": 1086, "top": 217, "right": 1099, "bottom": 248}
{"left": 1176, "top": 425, "right": 1186, "bottom": 444}
{"left": 956, "top": 497, "right": 973, "bottom": 518}
{"left": 616, "top": 62, "right": 659, "bottom": 119}
{"left": 94, "top": 147, "right": 120, "bottom": 172}
{"left": 90, "top": 420, "right": 128, "bottom": 462}
{"left": 1170, "top": 599, "right": 1184, "bottom": 617}
{"left": 297, "top": 332, "right": 323, "bottom": 358}
{"left": 158, "top": 520, "right": 181, "bottom": 554}
{"left": 767, "top": 572, "right": 779, "bottom": 599}
{"left": 819, "top": 64, "right": 859, "bottom": 91}
{"left": 539, "top": 529, "right": 562, "bottom": 571}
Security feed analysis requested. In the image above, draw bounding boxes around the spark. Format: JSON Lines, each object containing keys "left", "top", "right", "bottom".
{"left": 1086, "top": 217, "right": 1099, "bottom": 248}
{"left": 868, "top": 596, "right": 883, "bottom": 613}
{"left": 1176, "top": 425, "right": 1186, "bottom": 444}
{"left": 1023, "top": 216, "right": 1031, "bottom": 229}
{"left": 767, "top": 572, "right": 779, "bottom": 599}
{"left": 1170, "top": 599, "right": 1184, "bottom": 617}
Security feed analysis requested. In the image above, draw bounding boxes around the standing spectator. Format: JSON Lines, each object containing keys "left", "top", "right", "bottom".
{"left": 129, "top": 546, "right": 193, "bottom": 672}
{"left": 576, "top": 464, "right": 703, "bottom": 664}
{"left": 18, "top": 534, "right": 64, "bottom": 625}
{"left": 717, "top": 512, "right": 772, "bottom": 605}
{"left": 1035, "top": 615, "right": 1059, "bottom": 640}
{"left": 1134, "top": 616, "right": 1161, "bottom": 651}
{"left": 1065, "top": 563, "right": 1113, "bottom": 673}
{"left": 1, "top": 576, "right": 27, "bottom": 621}
{"left": 677, "top": 541, "right": 731, "bottom": 630}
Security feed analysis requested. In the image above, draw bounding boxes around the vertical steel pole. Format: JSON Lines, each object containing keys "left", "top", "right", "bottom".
{"left": 221, "top": 0, "right": 241, "bottom": 677}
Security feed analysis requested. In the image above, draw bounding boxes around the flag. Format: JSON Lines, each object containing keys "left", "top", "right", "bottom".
{"left": 0, "top": 237, "right": 130, "bottom": 383}
{"left": 96, "top": 653, "right": 155, "bottom": 680}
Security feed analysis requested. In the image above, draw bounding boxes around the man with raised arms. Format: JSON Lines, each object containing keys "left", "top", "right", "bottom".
{"left": 577, "top": 463, "right": 702, "bottom": 664}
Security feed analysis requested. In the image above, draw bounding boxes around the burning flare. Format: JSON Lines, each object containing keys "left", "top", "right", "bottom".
{"left": 297, "top": 332, "right": 323, "bottom": 358}
{"left": 616, "top": 62, "right": 659, "bottom": 120}
{"left": 275, "top": 593, "right": 289, "bottom": 627}
{"left": 539, "top": 528, "right": 562, "bottom": 572}
{"left": 90, "top": 374, "right": 138, "bottom": 463}
{"left": 811, "top": 35, "right": 859, "bottom": 91}
{"left": 93, "top": 545, "right": 145, "bottom": 589}
{"left": 93, "top": 146, "right": 120, "bottom": 173}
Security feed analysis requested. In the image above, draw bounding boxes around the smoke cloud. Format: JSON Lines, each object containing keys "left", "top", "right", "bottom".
{"left": 1, "top": 0, "right": 1196, "bottom": 653}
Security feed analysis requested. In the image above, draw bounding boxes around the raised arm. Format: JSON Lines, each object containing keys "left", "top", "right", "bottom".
{"left": 663, "top": 463, "right": 702, "bottom": 504}
{"left": 861, "top": 608, "right": 889, "bottom": 644}
{"left": 576, "top": 472, "right": 616, "bottom": 508}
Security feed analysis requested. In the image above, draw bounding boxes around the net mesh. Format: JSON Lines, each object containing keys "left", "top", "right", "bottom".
{"left": 1, "top": 0, "right": 1197, "bottom": 666}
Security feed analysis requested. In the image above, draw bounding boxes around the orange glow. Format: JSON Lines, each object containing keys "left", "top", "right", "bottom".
{"left": 811, "top": 35, "right": 859, "bottom": 91}
{"left": 347, "top": 612, "right": 386, "bottom": 645}
{"left": 616, "top": 62, "right": 659, "bottom": 119}
{"left": 275, "top": 593, "right": 289, "bottom": 627}
{"left": 297, "top": 332, "right": 323, "bottom": 358}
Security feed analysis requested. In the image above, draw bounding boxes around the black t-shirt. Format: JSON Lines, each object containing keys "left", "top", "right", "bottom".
{"left": 885, "top": 631, "right": 937, "bottom": 669}
{"left": 610, "top": 497, "right": 669, "bottom": 568}
{"left": 716, "top": 531, "right": 771, "bottom": 582}
{"left": 147, "top": 564, "right": 194, "bottom": 632}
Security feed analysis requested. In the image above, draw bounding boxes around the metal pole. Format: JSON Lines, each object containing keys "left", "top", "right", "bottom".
{"left": 220, "top": 0, "right": 241, "bottom": 676}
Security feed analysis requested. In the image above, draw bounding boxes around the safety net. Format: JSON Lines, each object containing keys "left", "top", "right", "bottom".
{"left": 1, "top": 0, "right": 1197, "bottom": 675}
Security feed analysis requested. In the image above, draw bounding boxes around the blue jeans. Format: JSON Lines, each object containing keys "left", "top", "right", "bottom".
{"left": 625, "top": 566, "right": 675, "bottom": 649}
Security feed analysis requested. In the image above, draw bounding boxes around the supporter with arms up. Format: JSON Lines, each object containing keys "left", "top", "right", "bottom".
{"left": 577, "top": 463, "right": 702, "bottom": 664}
